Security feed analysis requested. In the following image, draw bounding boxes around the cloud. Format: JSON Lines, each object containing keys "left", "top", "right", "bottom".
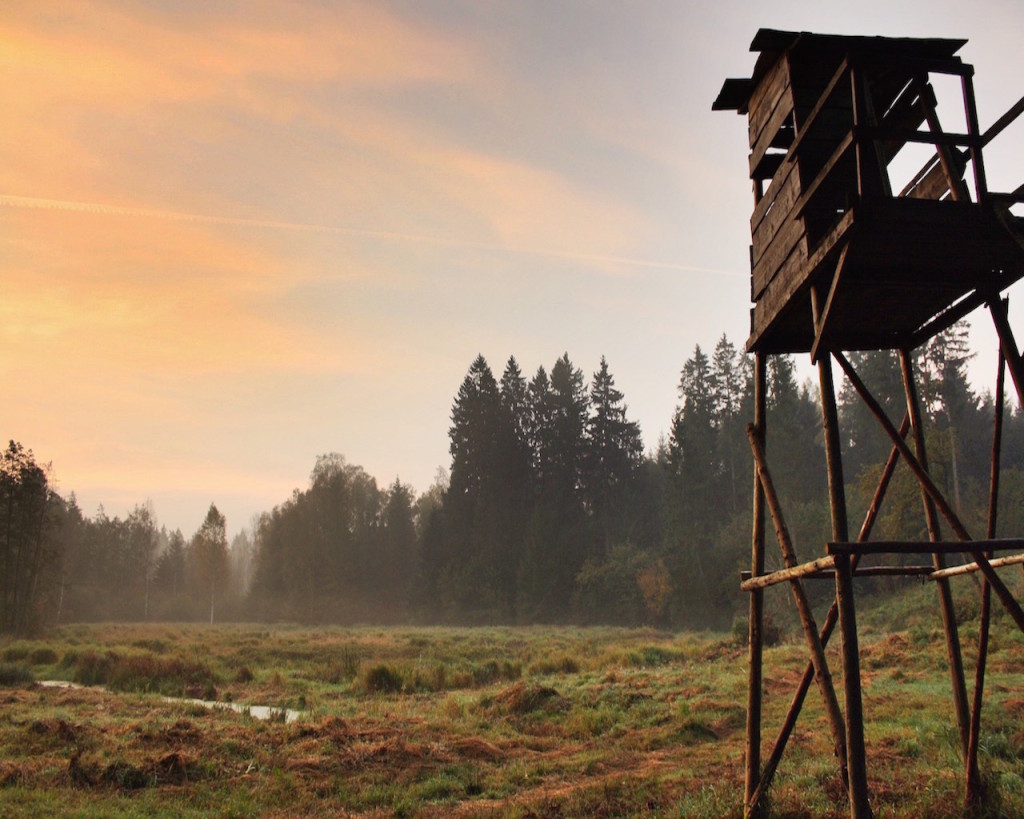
{"left": 0, "top": 202, "right": 360, "bottom": 379}
{"left": 2, "top": 0, "right": 670, "bottom": 266}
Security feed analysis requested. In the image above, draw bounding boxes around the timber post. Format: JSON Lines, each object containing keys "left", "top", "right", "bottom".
{"left": 744, "top": 353, "right": 767, "bottom": 818}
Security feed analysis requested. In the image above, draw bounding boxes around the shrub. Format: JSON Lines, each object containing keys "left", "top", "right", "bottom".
{"left": 2, "top": 645, "right": 29, "bottom": 663}
{"left": 362, "top": 664, "right": 404, "bottom": 694}
{"left": 0, "top": 663, "right": 34, "bottom": 687}
{"left": 731, "top": 614, "right": 782, "bottom": 647}
{"left": 73, "top": 649, "right": 116, "bottom": 686}
{"left": 29, "top": 647, "right": 59, "bottom": 666}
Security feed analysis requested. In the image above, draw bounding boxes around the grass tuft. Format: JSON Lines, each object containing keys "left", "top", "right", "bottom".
{"left": 28, "top": 647, "right": 59, "bottom": 666}
{"left": 0, "top": 663, "right": 34, "bottom": 686}
{"left": 70, "top": 648, "right": 217, "bottom": 695}
{"left": 362, "top": 663, "right": 404, "bottom": 694}
{"left": 491, "top": 680, "right": 567, "bottom": 714}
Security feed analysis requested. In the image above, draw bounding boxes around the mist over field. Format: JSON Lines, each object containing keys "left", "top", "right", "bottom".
{"left": 6, "top": 328, "right": 1023, "bottom": 635}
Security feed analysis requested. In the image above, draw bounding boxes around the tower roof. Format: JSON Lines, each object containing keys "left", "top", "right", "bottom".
{"left": 713, "top": 28, "right": 967, "bottom": 114}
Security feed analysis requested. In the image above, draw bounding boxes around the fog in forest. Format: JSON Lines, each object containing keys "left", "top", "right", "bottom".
{"left": 5, "top": 322, "right": 1023, "bottom": 637}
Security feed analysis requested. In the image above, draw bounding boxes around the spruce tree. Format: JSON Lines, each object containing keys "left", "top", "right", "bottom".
{"left": 519, "top": 354, "right": 589, "bottom": 621}
{"left": 585, "top": 356, "right": 643, "bottom": 553}
{"left": 445, "top": 354, "right": 507, "bottom": 618}
{"left": 667, "top": 345, "right": 718, "bottom": 623}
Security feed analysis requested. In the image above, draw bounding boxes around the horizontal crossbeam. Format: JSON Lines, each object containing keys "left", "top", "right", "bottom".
{"left": 827, "top": 538, "right": 1024, "bottom": 556}
{"left": 929, "top": 552, "right": 1024, "bottom": 581}
{"left": 740, "top": 563, "right": 934, "bottom": 589}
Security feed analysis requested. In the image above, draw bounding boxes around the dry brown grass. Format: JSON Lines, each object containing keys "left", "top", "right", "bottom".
{"left": 1, "top": 619, "right": 1023, "bottom": 816}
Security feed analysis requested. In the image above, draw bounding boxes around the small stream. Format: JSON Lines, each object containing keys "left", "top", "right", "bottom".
{"left": 38, "top": 680, "right": 305, "bottom": 723}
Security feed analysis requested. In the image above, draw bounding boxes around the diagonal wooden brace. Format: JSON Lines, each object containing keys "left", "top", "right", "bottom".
{"left": 835, "top": 351, "right": 1024, "bottom": 634}
{"left": 745, "top": 413, "right": 910, "bottom": 814}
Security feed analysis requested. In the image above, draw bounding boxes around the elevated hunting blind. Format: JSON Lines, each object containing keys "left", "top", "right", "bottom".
{"left": 715, "top": 29, "right": 1024, "bottom": 818}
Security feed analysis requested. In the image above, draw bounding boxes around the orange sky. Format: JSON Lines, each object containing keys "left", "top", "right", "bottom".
{"left": 3, "top": 1, "right": 1023, "bottom": 535}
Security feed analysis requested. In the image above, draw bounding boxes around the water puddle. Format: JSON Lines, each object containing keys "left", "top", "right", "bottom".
{"left": 38, "top": 680, "right": 304, "bottom": 723}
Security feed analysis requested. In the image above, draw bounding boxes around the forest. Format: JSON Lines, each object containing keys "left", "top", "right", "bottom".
{"left": 4, "top": 323, "right": 1024, "bottom": 636}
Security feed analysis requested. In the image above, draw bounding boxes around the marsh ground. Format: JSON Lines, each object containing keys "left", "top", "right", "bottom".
{"left": 2, "top": 590, "right": 1024, "bottom": 817}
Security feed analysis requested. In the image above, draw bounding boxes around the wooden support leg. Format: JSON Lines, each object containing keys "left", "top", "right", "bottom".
{"left": 966, "top": 351, "right": 1005, "bottom": 806}
{"left": 817, "top": 347, "right": 870, "bottom": 819}
{"left": 745, "top": 353, "right": 767, "bottom": 818}
{"left": 966, "top": 566, "right": 993, "bottom": 804}
{"left": 900, "top": 350, "right": 971, "bottom": 759}
{"left": 834, "top": 550, "right": 871, "bottom": 819}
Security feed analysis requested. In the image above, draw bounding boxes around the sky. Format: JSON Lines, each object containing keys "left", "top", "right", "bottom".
{"left": 3, "top": 0, "right": 1023, "bottom": 537}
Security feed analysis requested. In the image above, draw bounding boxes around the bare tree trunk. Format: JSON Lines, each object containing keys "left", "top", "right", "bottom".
{"left": 56, "top": 575, "right": 65, "bottom": 622}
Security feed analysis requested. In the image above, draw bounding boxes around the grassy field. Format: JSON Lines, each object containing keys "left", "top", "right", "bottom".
{"left": 2, "top": 590, "right": 1024, "bottom": 817}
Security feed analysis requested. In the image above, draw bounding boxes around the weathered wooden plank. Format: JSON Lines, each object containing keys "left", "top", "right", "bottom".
{"left": 748, "top": 210, "right": 854, "bottom": 351}
{"left": 748, "top": 56, "right": 792, "bottom": 148}
{"left": 752, "top": 224, "right": 808, "bottom": 303}
{"left": 750, "top": 92, "right": 796, "bottom": 179}
{"left": 750, "top": 152, "right": 788, "bottom": 183}
{"left": 781, "top": 57, "right": 850, "bottom": 156}
{"left": 751, "top": 147, "right": 801, "bottom": 233}
{"left": 752, "top": 189, "right": 803, "bottom": 267}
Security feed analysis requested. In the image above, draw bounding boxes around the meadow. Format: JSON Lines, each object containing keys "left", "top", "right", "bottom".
{"left": 2, "top": 587, "right": 1024, "bottom": 817}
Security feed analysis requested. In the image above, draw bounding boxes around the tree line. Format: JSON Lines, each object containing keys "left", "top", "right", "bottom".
{"left": 4, "top": 324, "right": 1024, "bottom": 634}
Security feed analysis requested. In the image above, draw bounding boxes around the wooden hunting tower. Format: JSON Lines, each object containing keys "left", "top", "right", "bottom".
{"left": 714, "top": 29, "right": 1024, "bottom": 818}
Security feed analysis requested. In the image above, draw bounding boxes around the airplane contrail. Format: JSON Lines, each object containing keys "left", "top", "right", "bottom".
{"left": 0, "top": 194, "right": 744, "bottom": 278}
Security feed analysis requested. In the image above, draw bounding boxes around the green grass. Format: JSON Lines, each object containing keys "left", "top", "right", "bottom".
{"left": 0, "top": 619, "right": 1022, "bottom": 816}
